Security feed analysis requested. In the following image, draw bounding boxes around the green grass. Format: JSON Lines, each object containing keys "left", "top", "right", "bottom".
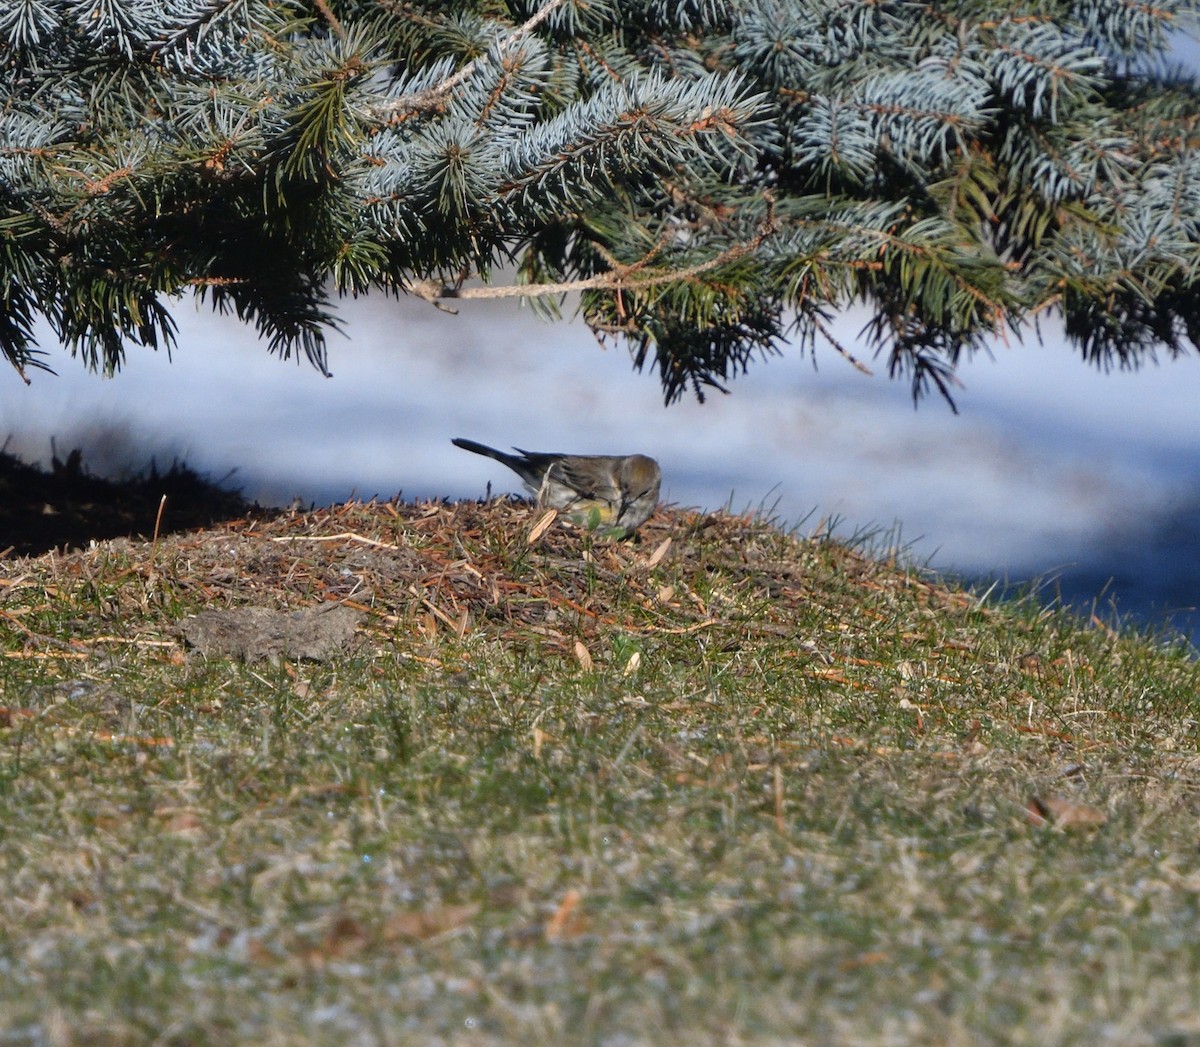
{"left": 2, "top": 500, "right": 1199, "bottom": 1046}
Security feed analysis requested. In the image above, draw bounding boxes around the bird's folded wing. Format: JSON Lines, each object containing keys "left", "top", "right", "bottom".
{"left": 546, "top": 459, "right": 619, "bottom": 503}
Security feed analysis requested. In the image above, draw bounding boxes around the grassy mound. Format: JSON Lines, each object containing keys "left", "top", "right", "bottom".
{"left": 1, "top": 498, "right": 1198, "bottom": 1045}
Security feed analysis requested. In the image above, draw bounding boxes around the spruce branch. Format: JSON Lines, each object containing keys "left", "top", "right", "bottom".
{"left": 369, "top": 0, "right": 569, "bottom": 122}
{"left": 405, "top": 195, "right": 780, "bottom": 304}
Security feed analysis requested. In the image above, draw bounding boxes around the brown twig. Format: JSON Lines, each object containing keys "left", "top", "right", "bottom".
{"left": 407, "top": 197, "right": 780, "bottom": 305}
{"left": 313, "top": 0, "right": 347, "bottom": 40}
{"left": 269, "top": 531, "right": 407, "bottom": 550}
{"left": 812, "top": 313, "right": 875, "bottom": 376}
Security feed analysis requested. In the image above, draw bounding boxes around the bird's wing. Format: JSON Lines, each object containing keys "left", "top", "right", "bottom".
{"left": 546, "top": 457, "right": 620, "bottom": 502}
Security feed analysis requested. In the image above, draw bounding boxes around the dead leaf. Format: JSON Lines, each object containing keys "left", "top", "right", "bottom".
{"left": 545, "top": 889, "right": 586, "bottom": 940}
{"left": 1027, "top": 795, "right": 1107, "bottom": 830}
{"left": 0, "top": 707, "right": 36, "bottom": 727}
{"left": 644, "top": 537, "right": 671, "bottom": 568}
{"left": 384, "top": 903, "right": 480, "bottom": 942}
{"left": 321, "top": 913, "right": 370, "bottom": 960}
{"left": 573, "top": 640, "right": 594, "bottom": 671}
{"left": 154, "top": 807, "right": 204, "bottom": 836}
{"left": 527, "top": 508, "right": 558, "bottom": 544}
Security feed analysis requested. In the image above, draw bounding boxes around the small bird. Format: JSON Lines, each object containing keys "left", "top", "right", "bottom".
{"left": 452, "top": 437, "right": 661, "bottom": 535}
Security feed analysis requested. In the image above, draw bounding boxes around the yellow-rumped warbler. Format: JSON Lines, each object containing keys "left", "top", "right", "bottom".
{"left": 452, "top": 437, "right": 661, "bottom": 535}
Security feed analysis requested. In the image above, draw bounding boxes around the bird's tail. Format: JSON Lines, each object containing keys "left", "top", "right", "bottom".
{"left": 452, "top": 437, "right": 548, "bottom": 492}
{"left": 451, "top": 437, "right": 516, "bottom": 466}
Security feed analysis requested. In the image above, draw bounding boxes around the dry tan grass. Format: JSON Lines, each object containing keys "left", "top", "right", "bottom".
{"left": 2, "top": 498, "right": 1199, "bottom": 1045}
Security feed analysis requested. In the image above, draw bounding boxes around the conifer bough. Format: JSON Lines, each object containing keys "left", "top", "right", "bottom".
{"left": 1, "top": 0, "right": 1198, "bottom": 406}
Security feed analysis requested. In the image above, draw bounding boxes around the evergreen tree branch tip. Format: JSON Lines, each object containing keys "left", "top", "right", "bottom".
{"left": 368, "top": 0, "right": 570, "bottom": 123}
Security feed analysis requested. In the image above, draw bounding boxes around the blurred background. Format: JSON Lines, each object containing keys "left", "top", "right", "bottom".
{"left": 2, "top": 294, "right": 1198, "bottom": 643}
